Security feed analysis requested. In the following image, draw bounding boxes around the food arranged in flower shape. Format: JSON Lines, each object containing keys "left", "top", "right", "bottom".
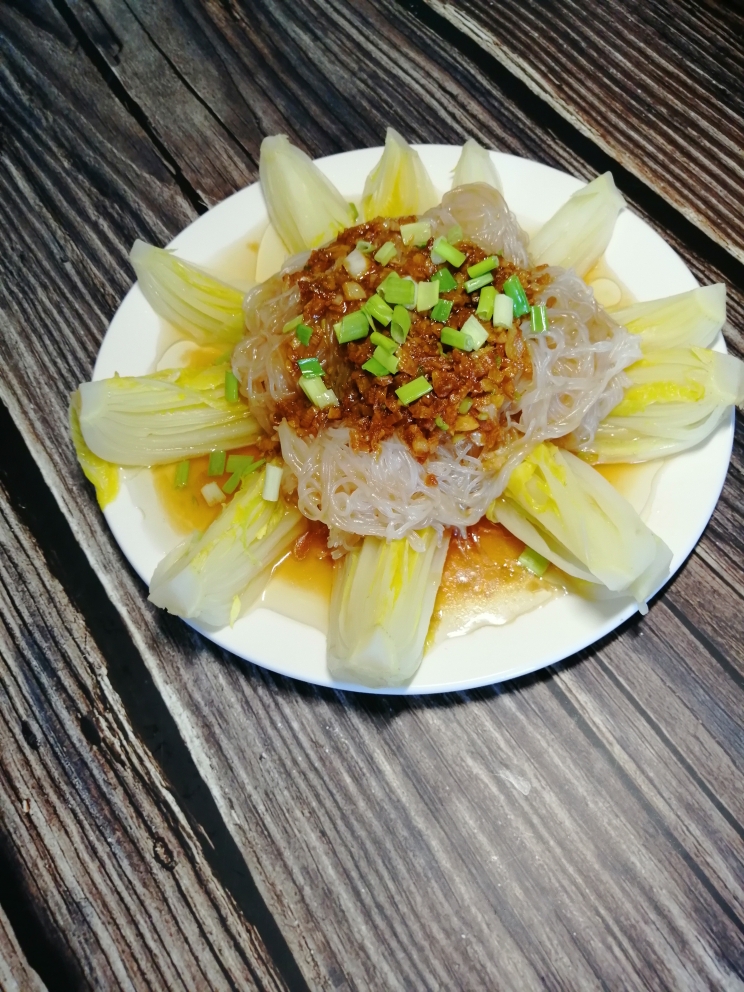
{"left": 72, "top": 130, "right": 743, "bottom": 687}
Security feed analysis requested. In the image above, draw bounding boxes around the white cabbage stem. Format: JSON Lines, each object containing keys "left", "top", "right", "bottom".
{"left": 529, "top": 172, "right": 625, "bottom": 277}
{"left": 327, "top": 530, "right": 450, "bottom": 687}
{"left": 611, "top": 284, "right": 725, "bottom": 352}
{"left": 488, "top": 442, "right": 672, "bottom": 610}
{"left": 75, "top": 364, "right": 260, "bottom": 466}
{"left": 149, "top": 468, "right": 304, "bottom": 627}
{"left": 130, "top": 240, "right": 245, "bottom": 345}
{"left": 259, "top": 135, "right": 356, "bottom": 253}
{"left": 576, "top": 346, "right": 744, "bottom": 462}
{"left": 362, "top": 128, "right": 439, "bottom": 220}
{"left": 452, "top": 138, "right": 503, "bottom": 192}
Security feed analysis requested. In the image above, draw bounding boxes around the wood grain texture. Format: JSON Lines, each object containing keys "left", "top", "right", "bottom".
{"left": 0, "top": 903, "right": 47, "bottom": 992}
{"left": 0, "top": 0, "right": 743, "bottom": 988}
{"left": 0, "top": 433, "right": 285, "bottom": 986}
{"left": 424, "top": 0, "right": 744, "bottom": 265}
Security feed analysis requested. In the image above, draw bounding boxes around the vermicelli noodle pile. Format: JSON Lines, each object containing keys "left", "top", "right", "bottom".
{"left": 233, "top": 184, "right": 641, "bottom": 549}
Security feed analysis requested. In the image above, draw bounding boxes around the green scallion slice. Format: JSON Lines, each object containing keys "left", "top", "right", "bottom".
{"left": 460, "top": 314, "right": 489, "bottom": 350}
{"left": 430, "top": 267, "right": 458, "bottom": 293}
{"left": 363, "top": 293, "right": 394, "bottom": 326}
{"left": 283, "top": 315, "right": 302, "bottom": 334}
{"left": 174, "top": 460, "right": 190, "bottom": 489}
{"left": 223, "top": 457, "right": 265, "bottom": 495}
{"left": 518, "top": 547, "right": 549, "bottom": 576}
{"left": 441, "top": 327, "right": 474, "bottom": 352}
{"left": 400, "top": 220, "right": 432, "bottom": 246}
{"left": 374, "top": 241, "right": 397, "bottom": 265}
{"left": 335, "top": 310, "right": 370, "bottom": 344}
{"left": 476, "top": 285, "right": 496, "bottom": 322}
{"left": 396, "top": 376, "right": 432, "bottom": 405}
{"left": 464, "top": 272, "right": 494, "bottom": 294}
{"left": 226, "top": 454, "right": 254, "bottom": 474}
{"left": 362, "top": 356, "right": 391, "bottom": 377}
{"left": 372, "top": 346, "right": 399, "bottom": 374}
{"left": 458, "top": 398, "right": 473, "bottom": 414}
{"left": 502, "top": 274, "right": 530, "bottom": 317}
{"left": 378, "top": 272, "right": 416, "bottom": 307}
{"left": 370, "top": 330, "right": 397, "bottom": 353}
{"left": 435, "top": 415, "right": 449, "bottom": 431}
{"left": 415, "top": 280, "right": 439, "bottom": 312}
{"left": 297, "top": 356, "right": 324, "bottom": 377}
{"left": 467, "top": 256, "right": 499, "bottom": 278}
{"left": 430, "top": 298, "right": 453, "bottom": 323}
{"left": 530, "top": 304, "right": 548, "bottom": 333}
{"left": 298, "top": 374, "right": 339, "bottom": 408}
{"left": 208, "top": 450, "right": 226, "bottom": 476}
{"left": 356, "top": 240, "right": 374, "bottom": 254}
{"left": 431, "top": 237, "right": 466, "bottom": 268}
{"left": 390, "top": 305, "right": 411, "bottom": 344}
{"left": 295, "top": 323, "right": 313, "bottom": 346}
{"left": 225, "top": 369, "right": 240, "bottom": 403}
{"left": 492, "top": 293, "right": 514, "bottom": 328}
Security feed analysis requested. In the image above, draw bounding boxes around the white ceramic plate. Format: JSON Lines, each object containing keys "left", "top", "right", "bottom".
{"left": 95, "top": 146, "right": 733, "bottom": 694}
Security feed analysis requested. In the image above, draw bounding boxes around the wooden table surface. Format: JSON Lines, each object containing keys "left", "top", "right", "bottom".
{"left": 1, "top": 1, "right": 743, "bottom": 989}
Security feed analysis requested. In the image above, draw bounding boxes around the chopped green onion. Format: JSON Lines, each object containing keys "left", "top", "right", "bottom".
{"left": 477, "top": 285, "right": 497, "bottom": 321}
{"left": 226, "top": 454, "right": 254, "bottom": 474}
{"left": 530, "top": 304, "right": 548, "bottom": 333}
{"left": 390, "top": 305, "right": 411, "bottom": 344}
{"left": 492, "top": 293, "right": 514, "bottom": 327}
{"left": 458, "top": 398, "right": 473, "bottom": 414}
{"left": 201, "top": 481, "right": 226, "bottom": 506}
{"left": 298, "top": 374, "right": 339, "bottom": 408}
{"left": 356, "top": 240, "right": 374, "bottom": 254}
{"left": 262, "top": 463, "right": 283, "bottom": 502}
{"left": 362, "top": 356, "right": 391, "bottom": 377}
{"left": 372, "top": 346, "right": 399, "bottom": 374}
{"left": 460, "top": 315, "right": 489, "bottom": 350}
{"left": 349, "top": 202, "right": 359, "bottom": 221}
{"left": 374, "top": 241, "right": 397, "bottom": 265}
{"left": 295, "top": 323, "right": 313, "bottom": 346}
{"left": 363, "top": 293, "right": 394, "bottom": 326}
{"left": 370, "top": 330, "right": 398, "bottom": 353}
{"left": 378, "top": 272, "right": 416, "bottom": 306}
{"left": 467, "top": 256, "right": 499, "bottom": 278}
{"left": 447, "top": 224, "right": 463, "bottom": 244}
{"left": 430, "top": 267, "right": 458, "bottom": 293}
{"left": 518, "top": 546, "right": 549, "bottom": 576}
{"left": 464, "top": 272, "right": 494, "bottom": 293}
{"left": 440, "top": 327, "right": 473, "bottom": 351}
{"left": 297, "top": 357, "right": 324, "bottom": 377}
{"left": 502, "top": 274, "right": 530, "bottom": 317}
{"left": 283, "top": 315, "right": 302, "bottom": 333}
{"left": 431, "top": 237, "right": 466, "bottom": 268}
{"left": 174, "top": 460, "right": 190, "bottom": 488}
{"left": 396, "top": 376, "right": 432, "bottom": 405}
{"left": 400, "top": 220, "right": 432, "bottom": 246}
{"left": 225, "top": 369, "right": 240, "bottom": 403}
{"left": 430, "top": 299, "right": 453, "bottom": 323}
{"left": 416, "top": 280, "right": 439, "bottom": 312}
{"left": 208, "top": 450, "right": 226, "bottom": 476}
{"left": 435, "top": 415, "right": 449, "bottom": 431}
{"left": 223, "top": 457, "right": 265, "bottom": 494}
{"left": 335, "top": 310, "right": 370, "bottom": 343}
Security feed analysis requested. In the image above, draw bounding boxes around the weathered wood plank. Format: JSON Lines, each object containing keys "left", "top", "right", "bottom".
{"left": 0, "top": 902, "right": 47, "bottom": 992}
{"left": 1, "top": 0, "right": 743, "bottom": 989}
{"left": 422, "top": 0, "right": 744, "bottom": 265}
{"left": 0, "top": 445, "right": 285, "bottom": 987}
